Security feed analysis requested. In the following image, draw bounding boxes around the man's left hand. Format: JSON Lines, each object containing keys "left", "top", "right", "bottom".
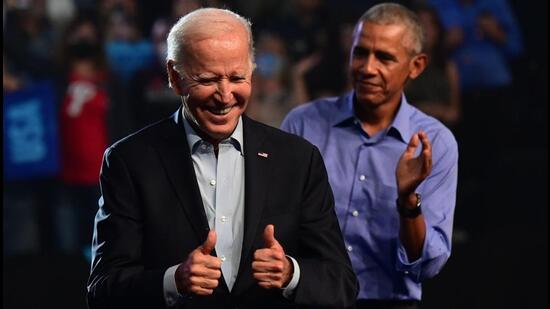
{"left": 396, "top": 131, "right": 432, "bottom": 198}
{"left": 252, "top": 224, "right": 293, "bottom": 289}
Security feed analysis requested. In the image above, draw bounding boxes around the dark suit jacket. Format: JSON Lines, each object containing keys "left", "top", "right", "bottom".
{"left": 87, "top": 110, "right": 358, "bottom": 308}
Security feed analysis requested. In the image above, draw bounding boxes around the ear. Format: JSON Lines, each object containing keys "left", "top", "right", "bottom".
{"left": 166, "top": 60, "right": 184, "bottom": 96}
{"left": 408, "top": 53, "right": 428, "bottom": 80}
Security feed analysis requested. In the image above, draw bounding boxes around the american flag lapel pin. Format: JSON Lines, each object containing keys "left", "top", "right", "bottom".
{"left": 257, "top": 152, "right": 269, "bottom": 158}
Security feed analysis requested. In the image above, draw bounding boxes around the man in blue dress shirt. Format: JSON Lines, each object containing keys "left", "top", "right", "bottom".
{"left": 281, "top": 3, "right": 458, "bottom": 308}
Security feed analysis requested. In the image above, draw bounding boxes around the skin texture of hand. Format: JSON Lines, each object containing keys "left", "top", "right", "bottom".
{"left": 396, "top": 131, "right": 432, "bottom": 202}
{"left": 175, "top": 230, "right": 222, "bottom": 296}
{"left": 252, "top": 225, "right": 293, "bottom": 289}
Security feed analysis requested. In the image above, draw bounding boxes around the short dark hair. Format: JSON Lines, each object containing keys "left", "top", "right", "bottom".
{"left": 359, "top": 3, "right": 425, "bottom": 54}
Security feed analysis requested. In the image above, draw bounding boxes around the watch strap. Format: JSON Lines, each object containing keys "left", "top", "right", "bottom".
{"left": 396, "top": 193, "right": 422, "bottom": 218}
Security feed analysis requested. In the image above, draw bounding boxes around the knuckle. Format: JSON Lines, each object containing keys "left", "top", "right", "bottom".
{"left": 189, "top": 253, "right": 200, "bottom": 264}
{"left": 189, "top": 265, "right": 200, "bottom": 274}
{"left": 253, "top": 250, "right": 262, "bottom": 259}
{"left": 189, "top": 276, "right": 200, "bottom": 285}
{"left": 274, "top": 251, "right": 284, "bottom": 260}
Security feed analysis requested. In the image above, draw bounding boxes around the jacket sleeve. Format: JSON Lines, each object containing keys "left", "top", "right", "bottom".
{"left": 87, "top": 146, "right": 166, "bottom": 309}
{"left": 292, "top": 145, "right": 359, "bottom": 308}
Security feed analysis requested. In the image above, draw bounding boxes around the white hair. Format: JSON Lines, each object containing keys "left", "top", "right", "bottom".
{"left": 166, "top": 8, "right": 255, "bottom": 87}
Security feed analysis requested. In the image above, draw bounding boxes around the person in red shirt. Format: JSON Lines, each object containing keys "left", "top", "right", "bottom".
{"left": 58, "top": 15, "right": 109, "bottom": 258}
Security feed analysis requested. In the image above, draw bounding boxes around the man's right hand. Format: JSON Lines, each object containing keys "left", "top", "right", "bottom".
{"left": 175, "top": 230, "right": 222, "bottom": 296}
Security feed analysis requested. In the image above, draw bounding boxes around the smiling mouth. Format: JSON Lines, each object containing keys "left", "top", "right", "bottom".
{"left": 207, "top": 106, "right": 233, "bottom": 115}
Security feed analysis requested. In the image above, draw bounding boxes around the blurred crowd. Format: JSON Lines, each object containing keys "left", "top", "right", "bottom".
{"left": 3, "top": 0, "right": 525, "bottom": 261}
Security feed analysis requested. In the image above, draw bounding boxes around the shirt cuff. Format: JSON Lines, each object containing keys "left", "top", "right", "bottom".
{"left": 163, "top": 264, "right": 182, "bottom": 307}
{"left": 282, "top": 255, "right": 300, "bottom": 298}
{"left": 396, "top": 229, "right": 431, "bottom": 282}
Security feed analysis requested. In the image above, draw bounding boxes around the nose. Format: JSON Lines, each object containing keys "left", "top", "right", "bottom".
{"left": 360, "top": 55, "right": 377, "bottom": 76}
{"left": 216, "top": 79, "right": 234, "bottom": 104}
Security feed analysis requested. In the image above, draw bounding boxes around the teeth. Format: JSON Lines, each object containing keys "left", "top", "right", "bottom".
{"left": 210, "top": 106, "right": 232, "bottom": 115}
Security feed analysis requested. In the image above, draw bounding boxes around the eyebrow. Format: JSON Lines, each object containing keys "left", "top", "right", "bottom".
{"left": 375, "top": 50, "right": 397, "bottom": 61}
{"left": 353, "top": 46, "right": 397, "bottom": 61}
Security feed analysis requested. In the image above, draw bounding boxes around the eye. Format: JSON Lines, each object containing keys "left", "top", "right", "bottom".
{"left": 197, "top": 77, "right": 217, "bottom": 85}
{"left": 230, "top": 76, "right": 246, "bottom": 83}
{"left": 376, "top": 52, "right": 396, "bottom": 63}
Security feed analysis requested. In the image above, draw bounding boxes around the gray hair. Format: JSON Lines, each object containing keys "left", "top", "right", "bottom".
{"left": 359, "top": 3, "right": 425, "bottom": 54}
{"left": 166, "top": 8, "right": 255, "bottom": 87}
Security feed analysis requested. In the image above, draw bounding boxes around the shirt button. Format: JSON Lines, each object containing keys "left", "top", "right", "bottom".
{"left": 220, "top": 255, "right": 226, "bottom": 262}
{"left": 404, "top": 271, "right": 409, "bottom": 275}
{"left": 359, "top": 175, "right": 366, "bottom": 181}
{"left": 347, "top": 245, "right": 353, "bottom": 252}
{"left": 352, "top": 210, "right": 359, "bottom": 217}
{"left": 201, "top": 144, "right": 208, "bottom": 150}
{"left": 220, "top": 216, "right": 227, "bottom": 222}
{"left": 210, "top": 179, "right": 216, "bottom": 186}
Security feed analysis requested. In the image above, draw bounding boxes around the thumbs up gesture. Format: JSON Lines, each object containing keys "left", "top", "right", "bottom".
{"left": 252, "top": 225, "right": 293, "bottom": 289}
{"left": 175, "top": 230, "right": 222, "bottom": 296}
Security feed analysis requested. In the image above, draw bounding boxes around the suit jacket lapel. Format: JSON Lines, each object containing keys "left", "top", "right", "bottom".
{"left": 154, "top": 110, "right": 210, "bottom": 243}
{"left": 233, "top": 116, "right": 272, "bottom": 293}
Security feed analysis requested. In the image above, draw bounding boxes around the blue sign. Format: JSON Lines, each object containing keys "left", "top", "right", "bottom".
{"left": 3, "top": 81, "right": 60, "bottom": 181}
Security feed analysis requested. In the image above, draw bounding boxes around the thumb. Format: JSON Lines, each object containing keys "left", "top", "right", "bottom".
{"left": 263, "top": 224, "right": 278, "bottom": 248}
{"left": 405, "top": 133, "right": 420, "bottom": 156}
{"left": 201, "top": 230, "right": 216, "bottom": 255}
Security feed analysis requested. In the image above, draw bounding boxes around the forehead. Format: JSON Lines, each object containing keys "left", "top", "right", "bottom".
{"left": 185, "top": 32, "right": 251, "bottom": 73}
{"left": 353, "top": 21, "right": 409, "bottom": 52}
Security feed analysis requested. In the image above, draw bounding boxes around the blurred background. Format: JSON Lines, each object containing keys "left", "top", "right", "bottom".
{"left": 3, "top": 0, "right": 547, "bottom": 308}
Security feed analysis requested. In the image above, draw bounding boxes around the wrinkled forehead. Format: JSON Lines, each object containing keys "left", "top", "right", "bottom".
{"left": 187, "top": 17, "right": 248, "bottom": 43}
{"left": 183, "top": 21, "right": 252, "bottom": 64}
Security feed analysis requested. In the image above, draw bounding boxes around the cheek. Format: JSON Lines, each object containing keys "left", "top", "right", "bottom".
{"left": 189, "top": 84, "right": 215, "bottom": 98}
{"left": 350, "top": 59, "right": 362, "bottom": 73}
{"left": 186, "top": 86, "right": 214, "bottom": 110}
{"left": 234, "top": 83, "right": 252, "bottom": 103}
{"left": 385, "top": 68, "right": 409, "bottom": 88}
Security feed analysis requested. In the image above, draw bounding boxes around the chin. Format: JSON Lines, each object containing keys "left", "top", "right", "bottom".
{"left": 203, "top": 122, "right": 237, "bottom": 141}
{"left": 355, "top": 92, "right": 376, "bottom": 104}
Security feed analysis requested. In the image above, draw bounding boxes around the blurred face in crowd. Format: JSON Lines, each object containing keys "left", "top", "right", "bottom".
{"left": 418, "top": 10, "right": 440, "bottom": 52}
{"left": 350, "top": 21, "right": 426, "bottom": 110}
{"left": 168, "top": 21, "right": 253, "bottom": 143}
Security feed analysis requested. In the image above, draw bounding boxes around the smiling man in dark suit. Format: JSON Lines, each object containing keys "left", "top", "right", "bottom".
{"left": 86, "top": 8, "right": 357, "bottom": 309}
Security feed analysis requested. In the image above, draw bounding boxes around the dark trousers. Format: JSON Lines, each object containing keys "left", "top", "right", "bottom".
{"left": 351, "top": 299, "right": 421, "bottom": 309}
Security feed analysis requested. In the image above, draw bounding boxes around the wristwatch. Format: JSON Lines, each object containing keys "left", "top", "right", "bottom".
{"left": 396, "top": 193, "right": 422, "bottom": 218}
